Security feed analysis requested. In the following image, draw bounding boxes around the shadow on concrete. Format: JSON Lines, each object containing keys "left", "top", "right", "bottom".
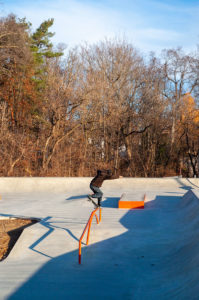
{"left": 0, "top": 213, "right": 16, "bottom": 218}
{"left": 179, "top": 186, "right": 193, "bottom": 191}
{"left": 8, "top": 193, "right": 198, "bottom": 300}
{"left": 66, "top": 194, "right": 88, "bottom": 201}
{"left": 29, "top": 216, "right": 80, "bottom": 259}
{"left": 66, "top": 195, "right": 121, "bottom": 208}
{"left": 102, "top": 197, "right": 120, "bottom": 208}
{"left": 7, "top": 209, "right": 145, "bottom": 299}
{"left": 185, "top": 178, "right": 199, "bottom": 189}
{"left": 144, "top": 195, "right": 181, "bottom": 209}
{"left": 29, "top": 217, "right": 54, "bottom": 259}
{"left": 102, "top": 193, "right": 182, "bottom": 210}
{"left": 175, "top": 178, "right": 195, "bottom": 191}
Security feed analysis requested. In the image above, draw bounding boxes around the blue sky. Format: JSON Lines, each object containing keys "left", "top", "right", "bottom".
{"left": 1, "top": 0, "right": 199, "bottom": 55}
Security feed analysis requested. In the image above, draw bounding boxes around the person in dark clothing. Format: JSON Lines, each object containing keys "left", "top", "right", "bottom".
{"left": 88, "top": 169, "right": 122, "bottom": 206}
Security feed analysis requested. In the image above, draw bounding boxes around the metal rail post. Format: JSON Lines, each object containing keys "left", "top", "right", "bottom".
{"left": 79, "top": 207, "right": 101, "bottom": 264}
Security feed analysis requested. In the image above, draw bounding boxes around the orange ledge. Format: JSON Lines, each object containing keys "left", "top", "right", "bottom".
{"left": 118, "top": 201, "right": 144, "bottom": 209}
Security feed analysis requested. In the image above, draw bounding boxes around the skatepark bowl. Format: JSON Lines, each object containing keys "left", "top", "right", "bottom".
{"left": 0, "top": 177, "right": 199, "bottom": 300}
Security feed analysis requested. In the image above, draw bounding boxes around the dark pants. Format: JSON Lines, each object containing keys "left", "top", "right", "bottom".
{"left": 90, "top": 184, "right": 103, "bottom": 206}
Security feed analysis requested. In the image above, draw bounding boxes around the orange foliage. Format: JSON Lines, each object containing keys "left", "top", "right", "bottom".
{"left": 181, "top": 93, "right": 199, "bottom": 124}
{"left": 0, "top": 65, "right": 37, "bottom": 125}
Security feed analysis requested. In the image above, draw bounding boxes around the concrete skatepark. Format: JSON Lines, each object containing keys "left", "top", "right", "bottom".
{"left": 0, "top": 177, "right": 199, "bottom": 300}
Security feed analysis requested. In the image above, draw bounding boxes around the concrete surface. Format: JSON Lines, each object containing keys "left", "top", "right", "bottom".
{"left": 0, "top": 177, "right": 199, "bottom": 300}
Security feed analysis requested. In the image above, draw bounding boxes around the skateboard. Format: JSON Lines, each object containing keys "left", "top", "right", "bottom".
{"left": 87, "top": 195, "right": 99, "bottom": 208}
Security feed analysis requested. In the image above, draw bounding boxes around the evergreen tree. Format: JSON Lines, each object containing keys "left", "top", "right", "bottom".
{"left": 30, "top": 18, "right": 63, "bottom": 89}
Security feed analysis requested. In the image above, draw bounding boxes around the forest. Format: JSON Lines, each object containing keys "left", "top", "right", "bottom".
{"left": 0, "top": 14, "right": 199, "bottom": 177}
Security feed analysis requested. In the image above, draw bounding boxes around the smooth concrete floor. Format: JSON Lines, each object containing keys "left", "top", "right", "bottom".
{"left": 0, "top": 177, "right": 199, "bottom": 300}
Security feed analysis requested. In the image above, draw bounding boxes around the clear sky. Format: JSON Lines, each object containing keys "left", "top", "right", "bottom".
{"left": 1, "top": 0, "right": 199, "bottom": 55}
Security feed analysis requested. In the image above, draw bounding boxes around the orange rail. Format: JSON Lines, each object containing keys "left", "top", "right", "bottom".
{"left": 79, "top": 207, "right": 101, "bottom": 264}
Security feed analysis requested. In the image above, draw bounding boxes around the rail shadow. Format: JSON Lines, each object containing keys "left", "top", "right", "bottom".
{"left": 29, "top": 216, "right": 80, "bottom": 259}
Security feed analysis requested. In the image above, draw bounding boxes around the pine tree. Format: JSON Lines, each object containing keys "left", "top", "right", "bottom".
{"left": 30, "top": 18, "right": 63, "bottom": 90}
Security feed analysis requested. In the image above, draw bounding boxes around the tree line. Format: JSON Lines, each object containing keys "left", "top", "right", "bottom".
{"left": 0, "top": 14, "right": 199, "bottom": 177}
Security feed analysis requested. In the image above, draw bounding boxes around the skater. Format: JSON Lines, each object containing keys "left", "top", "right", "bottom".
{"left": 88, "top": 169, "right": 122, "bottom": 207}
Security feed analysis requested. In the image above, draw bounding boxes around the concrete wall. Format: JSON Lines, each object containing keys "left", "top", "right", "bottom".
{"left": 0, "top": 177, "right": 91, "bottom": 193}
{"left": 0, "top": 177, "right": 198, "bottom": 193}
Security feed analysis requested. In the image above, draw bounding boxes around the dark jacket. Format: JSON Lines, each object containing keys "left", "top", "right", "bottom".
{"left": 90, "top": 169, "right": 119, "bottom": 187}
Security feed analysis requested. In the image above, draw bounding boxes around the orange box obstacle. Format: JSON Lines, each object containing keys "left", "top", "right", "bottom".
{"left": 118, "top": 201, "right": 144, "bottom": 209}
{"left": 118, "top": 194, "right": 145, "bottom": 209}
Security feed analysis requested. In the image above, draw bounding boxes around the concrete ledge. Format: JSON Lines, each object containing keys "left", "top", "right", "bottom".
{"left": 0, "top": 177, "right": 198, "bottom": 193}
{"left": 0, "top": 177, "right": 91, "bottom": 193}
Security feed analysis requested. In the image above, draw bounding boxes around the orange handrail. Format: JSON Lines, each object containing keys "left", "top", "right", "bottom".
{"left": 79, "top": 207, "right": 101, "bottom": 264}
